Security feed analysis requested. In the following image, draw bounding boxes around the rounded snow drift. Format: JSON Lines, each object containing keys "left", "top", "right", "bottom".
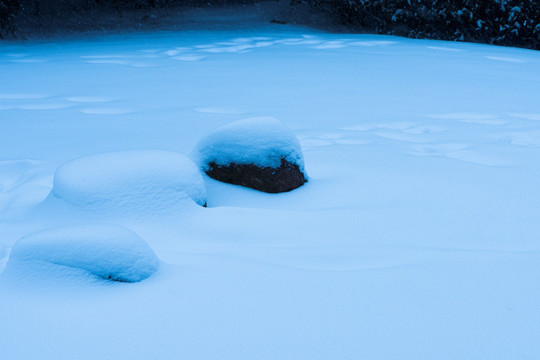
{"left": 52, "top": 150, "right": 207, "bottom": 209}
{"left": 9, "top": 224, "right": 159, "bottom": 282}
{"left": 191, "top": 117, "right": 307, "bottom": 193}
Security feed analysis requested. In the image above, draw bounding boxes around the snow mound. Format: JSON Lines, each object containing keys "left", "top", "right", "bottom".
{"left": 190, "top": 117, "right": 306, "bottom": 172}
{"left": 8, "top": 224, "right": 159, "bottom": 282}
{"left": 52, "top": 150, "right": 207, "bottom": 210}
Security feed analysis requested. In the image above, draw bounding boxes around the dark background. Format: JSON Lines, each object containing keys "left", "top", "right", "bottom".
{"left": 1, "top": 0, "right": 539, "bottom": 50}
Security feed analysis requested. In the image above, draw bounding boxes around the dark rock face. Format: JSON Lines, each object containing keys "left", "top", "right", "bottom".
{"left": 206, "top": 158, "right": 307, "bottom": 193}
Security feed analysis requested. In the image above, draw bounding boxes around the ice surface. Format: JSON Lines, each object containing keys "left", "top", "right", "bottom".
{"left": 190, "top": 116, "right": 306, "bottom": 171}
{"left": 7, "top": 224, "right": 159, "bottom": 282}
{"left": 52, "top": 150, "right": 207, "bottom": 210}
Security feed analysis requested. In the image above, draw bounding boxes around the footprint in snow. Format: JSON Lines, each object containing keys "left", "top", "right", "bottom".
{"left": 408, "top": 143, "right": 470, "bottom": 157}
{"left": 341, "top": 122, "right": 417, "bottom": 131}
{"left": 199, "top": 44, "right": 255, "bottom": 53}
{"left": 9, "top": 58, "right": 50, "bottom": 63}
{"left": 79, "top": 108, "right": 133, "bottom": 115}
{"left": 509, "top": 113, "right": 540, "bottom": 121}
{"left": 85, "top": 59, "right": 160, "bottom": 67}
{"left": 401, "top": 125, "right": 446, "bottom": 135}
{"left": 195, "top": 107, "right": 246, "bottom": 115}
{"left": 428, "top": 113, "right": 507, "bottom": 125}
{"left": 66, "top": 96, "right": 113, "bottom": 103}
{"left": 17, "top": 103, "right": 74, "bottom": 110}
{"left": 139, "top": 49, "right": 161, "bottom": 54}
{"left": 67, "top": 96, "right": 121, "bottom": 114}
{"left": 194, "top": 38, "right": 275, "bottom": 54}
{"left": 0, "top": 100, "right": 73, "bottom": 111}
{"left": 5, "top": 53, "right": 29, "bottom": 58}
{"left": 173, "top": 55, "right": 206, "bottom": 62}
{"left": 0, "top": 244, "right": 8, "bottom": 273}
{"left": 0, "top": 160, "right": 44, "bottom": 192}
{"left": 300, "top": 138, "right": 334, "bottom": 147}
{"left": 231, "top": 36, "right": 273, "bottom": 43}
{"left": 162, "top": 49, "right": 184, "bottom": 56}
{"left": 373, "top": 131, "right": 432, "bottom": 143}
{"left": 446, "top": 149, "right": 508, "bottom": 166}
{"left": 490, "top": 130, "right": 540, "bottom": 148}
{"left": 0, "top": 93, "right": 51, "bottom": 100}
{"left": 158, "top": 48, "right": 204, "bottom": 61}
{"left": 408, "top": 143, "right": 505, "bottom": 166}
{"left": 4, "top": 53, "right": 50, "bottom": 63}
{"left": 334, "top": 139, "right": 370, "bottom": 145}
{"left": 312, "top": 41, "right": 348, "bottom": 50}
{"left": 81, "top": 54, "right": 132, "bottom": 59}
{"left": 0, "top": 160, "right": 52, "bottom": 212}
{"left": 82, "top": 55, "right": 160, "bottom": 68}
{"left": 2, "top": 95, "right": 110, "bottom": 111}
{"left": 341, "top": 122, "right": 443, "bottom": 144}
{"left": 485, "top": 56, "right": 528, "bottom": 63}
{"left": 275, "top": 37, "right": 322, "bottom": 45}
{"left": 348, "top": 40, "right": 397, "bottom": 47}
{"left": 426, "top": 46, "right": 464, "bottom": 52}
{"left": 299, "top": 132, "right": 369, "bottom": 147}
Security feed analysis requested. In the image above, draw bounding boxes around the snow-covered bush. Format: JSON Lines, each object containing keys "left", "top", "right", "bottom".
{"left": 191, "top": 117, "right": 308, "bottom": 193}
{"left": 311, "top": 0, "right": 540, "bottom": 49}
{"left": 8, "top": 224, "right": 159, "bottom": 282}
{"left": 0, "top": 0, "right": 18, "bottom": 38}
{"left": 52, "top": 150, "right": 207, "bottom": 210}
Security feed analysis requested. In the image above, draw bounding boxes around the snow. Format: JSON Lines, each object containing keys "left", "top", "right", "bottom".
{"left": 52, "top": 150, "right": 207, "bottom": 210}
{"left": 6, "top": 224, "right": 159, "bottom": 283}
{"left": 190, "top": 116, "right": 306, "bottom": 171}
{"left": 1, "top": 23, "right": 540, "bottom": 360}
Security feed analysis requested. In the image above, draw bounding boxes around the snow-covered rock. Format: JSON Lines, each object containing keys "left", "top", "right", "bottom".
{"left": 191, "top": 117, "right": 307, "bottom": 193}
{"left": 8, "top": 224, "right": 159, "bottom": 282}
{"left": 52, "top": 150, "right": 207, "bottom": 210}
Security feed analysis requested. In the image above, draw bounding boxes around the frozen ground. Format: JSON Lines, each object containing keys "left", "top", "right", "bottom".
{"left": 1, "top": 24, "right": 540, "bottom": 359}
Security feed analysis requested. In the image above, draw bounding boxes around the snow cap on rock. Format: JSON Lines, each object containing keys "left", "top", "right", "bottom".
{"left": 190, "top": 117, "right": 306, "bottom": 172}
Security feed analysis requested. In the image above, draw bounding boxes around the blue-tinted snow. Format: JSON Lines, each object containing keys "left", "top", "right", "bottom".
{"left": 1, "top": 26, "right": 540, "bottom": 360}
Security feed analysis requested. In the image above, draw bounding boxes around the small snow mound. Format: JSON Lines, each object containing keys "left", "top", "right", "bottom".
{"left": 8, "top": 224, "right": 159, "bottom": 282}
{"left": 191, "top": 117, "right": 305, "bottom": 171}
{"left": 52, "top": 150, "right": 206, "bottom": 210}
{"left": 190, "top": 117, "right": 307, "bottom": 193}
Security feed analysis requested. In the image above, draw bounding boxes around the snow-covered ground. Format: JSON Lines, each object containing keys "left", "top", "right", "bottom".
{"left": 1, "top": 24, "right": 540, "bottom": 359}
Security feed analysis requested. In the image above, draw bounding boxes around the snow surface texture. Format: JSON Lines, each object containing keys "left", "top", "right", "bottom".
{"left": 190, "top": 116, "right": 306, "bottom": 172}
{"left": 7, "top": 224, "right": 159, "bottom": 282}
{"left": 52, "top": 150, "right": 207, "bottom": 210}
{"left": 1, "top": 26, "right": 540, "bottom": 360}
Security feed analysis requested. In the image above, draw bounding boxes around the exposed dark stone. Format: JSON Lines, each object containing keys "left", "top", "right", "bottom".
{"left": 206, "top": 158, "right": 307, "bottom": 193}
